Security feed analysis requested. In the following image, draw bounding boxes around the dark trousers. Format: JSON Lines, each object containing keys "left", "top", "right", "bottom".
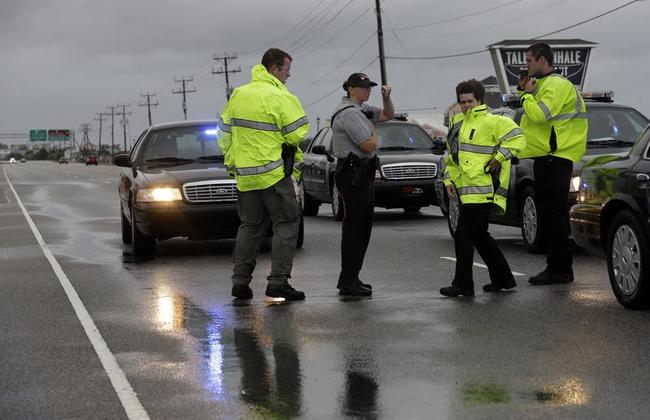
{"left": 453, "top": 203, "right": 514, "bottom": 290}
{"left": 534, "top": 156, "right": 574, "bottom": 273}
{"left": 232, "top": 176, "right": 300, "bottom": 286}
{"left": 335, "top": 166, "right": 374, "bottom": 288}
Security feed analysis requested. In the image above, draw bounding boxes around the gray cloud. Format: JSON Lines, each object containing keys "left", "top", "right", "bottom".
{"left": 1, "top": 0, "right": 648, "bottom": 143}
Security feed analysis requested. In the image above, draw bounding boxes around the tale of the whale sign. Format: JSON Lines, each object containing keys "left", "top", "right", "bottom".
{"left": 500, "top": 47, "right": 591, "bottom": 88}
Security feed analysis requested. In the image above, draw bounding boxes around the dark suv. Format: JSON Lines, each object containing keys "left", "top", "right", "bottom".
{"left": 302, "top": 118, "right": 445, "bottom": 219}
{"left": 436, "top": 92, "right": 649, "bottom": 252}
{"left": 570, "top": 125, "right": 650, "bottom": 309}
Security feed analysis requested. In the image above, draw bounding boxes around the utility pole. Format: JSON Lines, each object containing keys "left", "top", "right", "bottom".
{"left": 116, "top": 104, "right": 132, "bottom": 153}
{"left": 212, "top": 53, "right": 240, "bottom": 101}
{"left": 139, "top": 92, "right": 158, "bottom": 126}
{"left": 80, "top": 123, "right": 91, "bottom": 157}
{"left": 172, "top": 76, "right": 196, "bottom": 120}
{"left": 95, "top": 112, "right": 106, "bottom": 162}
{"left": 375, "top": 0, "right": 387, "bottom": 86}
{"left": 106, "top": 105, "right": 118, "bottom": 157}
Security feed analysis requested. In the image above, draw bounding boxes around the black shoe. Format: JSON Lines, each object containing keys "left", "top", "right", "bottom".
{"left": 483, "top": 281, "right": 517, "bottom": 292}
{"left": 440, "top": 285, "right": 474, "bottom": 297}
{"left": 529, "top": 270, "right": 574, "bottom": 285}
{"left": 356, "top": 280, "right": 372, "bottom": 290}
{"left": 232, "top": 284, "right": 253, "bottom": 299}
{"left": 339, "top": 285, "right": 372, "bottom": 296}
{"left": 266, "top": 284, "right": 306, "bottom": 301}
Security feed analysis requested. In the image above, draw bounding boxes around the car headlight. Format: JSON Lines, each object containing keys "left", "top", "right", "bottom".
{"left": 136, "top": 187, "right": 182, "bottom": 202}
{"left": 569, "top": 176, "right": 581, "bottom": 193}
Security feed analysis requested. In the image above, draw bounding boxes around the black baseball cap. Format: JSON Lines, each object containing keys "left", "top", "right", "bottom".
{"left": 343, "top": 73, "right": 378, "bottom": 90}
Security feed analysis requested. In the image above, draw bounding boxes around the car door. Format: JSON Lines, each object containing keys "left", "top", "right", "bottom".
{"left": 304, "top": 128, "right": 333, "bottom": 201}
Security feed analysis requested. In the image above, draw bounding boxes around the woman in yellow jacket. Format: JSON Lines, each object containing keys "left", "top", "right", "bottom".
{"left": 440, "top": 79, "right": 526, "bottom": 297}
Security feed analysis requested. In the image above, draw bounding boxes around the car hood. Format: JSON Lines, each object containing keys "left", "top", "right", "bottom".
{"left": 377, "top": 152, "right": 442, "bottom": 166}
{"left": 138, "top": 163, "right": 232, "bottom": 185}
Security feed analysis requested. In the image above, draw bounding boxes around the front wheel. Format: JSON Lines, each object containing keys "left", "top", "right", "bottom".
{"left": 121, "top": 204, "right": 132, "bottom": 244}
{"left": 332, "top": 182, "right": 344, "bottom": 221}
{"left": 607, "top": 210, "right": 650, "bottom": 309}
{"left": 520, "top": 186, "right": 546, "bottom": 253}
{"left": 446, "top": 193, "right": 459, "bottom": 239}
{"left": 130, "top": 205, "right": 156, "bottom": 258}
{"left": 296, "top": 214, "right": 304, "bottom": 249}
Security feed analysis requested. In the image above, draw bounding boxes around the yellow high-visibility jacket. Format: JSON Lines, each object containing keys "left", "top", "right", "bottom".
{"left": 517, "top": 73, "right": 587, "bottom": 162}
{"left": 218, "top": 64, "right": 309, "bottom": 192}
{"left": 443, "top": 104, "right": 526, "bottom": 212}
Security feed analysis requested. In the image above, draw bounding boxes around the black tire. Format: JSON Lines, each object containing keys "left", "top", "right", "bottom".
{"left": 130, "top": 205, "right": 156, "bottom": 257}
{"left": 404, "top": 206, "right": 422, "bottom": 214}
{"left": 296, "top": 214, "right": 304, "bottom": 249}
{"left": 606, "top": 210, "right": 650, "bottom": 309}
{"left": 332, "top": 182, "right": 344, "bottom": 221}
{"left": 520, "top": 186, "right": 546, "bottom": 253}
{"left": 303, "top": 195, "right": 320, "bottom": 216}
{"left": 446, "top": 193, "right": 459, "bottom": 239}
{"left": 121, "top": 204, "right": 132, "bottom": 244}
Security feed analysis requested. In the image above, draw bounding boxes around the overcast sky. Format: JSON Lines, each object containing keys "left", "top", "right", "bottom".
{"left": 1, "top": 0, "right": 649, "bottom": 145}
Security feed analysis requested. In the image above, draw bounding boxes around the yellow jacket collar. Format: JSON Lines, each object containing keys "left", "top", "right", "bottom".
{"left": 251, "top": 64, "right": 287, "bottom": 92}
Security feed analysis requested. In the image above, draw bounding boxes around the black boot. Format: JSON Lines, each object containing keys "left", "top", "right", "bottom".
{"left": 232, "top": 284, "right": 253, "bottom": 299}
{"left": 266, "top": 283, "right": 306, "bottom": 300}
{"left": 440, "top": 285, "right": 474, "bottom": 297}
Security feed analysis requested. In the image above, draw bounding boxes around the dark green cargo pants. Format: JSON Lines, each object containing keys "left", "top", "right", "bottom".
{"left": 232, "top": 176, "right": 300, "bottom": 286}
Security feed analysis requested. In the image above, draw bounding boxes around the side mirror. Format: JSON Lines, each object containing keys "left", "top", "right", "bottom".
{"left": 432, "top": 138, "right": 446, "bottom": 155}
{"left": 312, "top": 145, "right": 335, "bottom": 162}
{"left": 113, "top": 154, "right": 132, "bottom": 167}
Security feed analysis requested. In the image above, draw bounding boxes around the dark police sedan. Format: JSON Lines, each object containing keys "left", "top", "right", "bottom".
{"left": 437, "top": 92, "right": 649, "bottom": 252}
{"left": 570, "top": 124, "right": 650, "bottom": 309}
{"left": 115, "top": 120, "right": 303, "bottom": 257}
{"left": 302, "top": 118, "right": 445, "bottom": 220}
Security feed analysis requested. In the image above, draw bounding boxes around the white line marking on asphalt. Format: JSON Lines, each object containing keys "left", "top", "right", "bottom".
{"left": 440, "top": 256, "right": 526, "bottom": 276}
{"left": 3, "top": 170, "right": 150, "bottom": 420}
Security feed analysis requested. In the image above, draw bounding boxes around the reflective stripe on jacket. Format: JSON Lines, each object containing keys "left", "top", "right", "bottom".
{"left": 517, "top": 73, "right": 587, "bottom": 162}
{"left": 218, "top": 64, "right": 309, "bottom": 192}
{"left": 443, "top": 104, "right": 526, "bottom": 212}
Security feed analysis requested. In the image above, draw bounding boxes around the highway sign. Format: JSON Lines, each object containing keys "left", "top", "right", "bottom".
{"left": 29, "top": 130, "right": 47, "bottom": 142}
{"left": 48, "top": 129, "right": 70, "bottom": 142}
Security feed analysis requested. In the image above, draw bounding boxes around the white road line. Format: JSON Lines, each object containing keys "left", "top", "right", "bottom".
{"left": 3, "top": 170, "right": 150, "bottom": 420}
{"left": 440, "top": 256, "right": 526, "bottom": 277}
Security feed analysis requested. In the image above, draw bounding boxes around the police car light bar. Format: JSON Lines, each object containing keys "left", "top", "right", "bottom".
{"left": 581, "top": 90, "right": 615, "bottom": 103}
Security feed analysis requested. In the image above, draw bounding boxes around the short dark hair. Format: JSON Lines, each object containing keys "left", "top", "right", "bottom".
{"left": 526, "top": 43, "right": 553, "bottom": 66}
{"left": 455, "top": 79, "right": 485, "bottom": 104}
{"left": 261, "top": 48, "right": 292, "bottom": 71}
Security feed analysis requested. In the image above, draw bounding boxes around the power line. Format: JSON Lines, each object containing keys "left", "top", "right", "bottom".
{"left": 292, "top": 0, "right": 357, "bottom": 52}
{"left": 533, "top": 0, "right": 643, "bottom": 39}
{"left": 172, "top": 76, "right": 197, "bottom": 120}
{"left": 390, "top": 0, "right": 527, "bottom": 31}
{"left": 304, "top": 57, "right": 378, "bottom": 108}
{"left": 295, "top": 7, "right": 372, "bottom": 59}
{"left": 212, "top": 53, "right": 241, "bottom": 101}
{"left": 288, "top": 0, "right": 343, "bottom": 48}
{"left": 384, "top": 0, "right": 567, "bottom": 40}
{"left": 239, "top": 0, "right": 329, "bottom": 55}
{"left": 386, "top": 0, "right": 644, "bottom": 60}
{"left": 295, "top": 32, "right": 376, "bottom": 92}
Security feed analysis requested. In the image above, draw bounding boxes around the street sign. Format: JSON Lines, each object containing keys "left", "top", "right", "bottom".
{"left": 48, "top": 129, "right": 70, "bottom": 142}
{"left": 488, "top": 39, "right": 597, "bottom": 94}
{"left": 29, "top": 130, "right": 47, "bottom": 142}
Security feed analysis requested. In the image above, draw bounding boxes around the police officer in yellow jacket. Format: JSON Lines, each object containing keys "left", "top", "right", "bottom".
{"left": 441, "top": 79, "right": 526, "bottom": 297}
{"left": 517, "top": 43, "right": 587, "bottom": 285}
{"left": 218, "top": 48, "right": 309, "bottom": 300}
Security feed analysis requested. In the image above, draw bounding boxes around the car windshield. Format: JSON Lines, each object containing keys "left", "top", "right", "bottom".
{"left": 141, "top": 125, "right": 224, "bottom": 165}
{"left": 376, "top": 123, "right": 434, "bottom": 152}
{"left": 587, "top": 107, "right": 649, "bottom": 146}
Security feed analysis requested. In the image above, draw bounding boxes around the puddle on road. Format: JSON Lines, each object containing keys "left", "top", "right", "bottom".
{"left": 460, "top": 377, "right": 589, "bottom": 407}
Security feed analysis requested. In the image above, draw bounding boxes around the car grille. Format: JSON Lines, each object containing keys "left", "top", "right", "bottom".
{"left": 182, "top": 180, "right": 237, "bottom": 203}
{"left": 381, "top": 162, "right": 437, "bottom": 180}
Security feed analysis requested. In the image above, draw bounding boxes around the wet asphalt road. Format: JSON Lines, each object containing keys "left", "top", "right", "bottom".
{"left": 1, "top": 161, "right": 650, "bottom": 419}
